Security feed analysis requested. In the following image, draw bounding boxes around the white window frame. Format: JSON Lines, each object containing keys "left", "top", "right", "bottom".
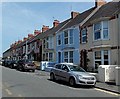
{"left": 64, "top": 29, "right": 74, "bottom": 45}
{"left": 94, "top": 50, "right": 110, "bottom": 69}
{"left": 64, "top": 51, "right": 74, "bottom": 63}
{"left": 64, "top": 30, "right": 69, "bottom": 45}
{"left": 57, "top": 34, "right": 62, "bottom": 46}
{"left": 93, "top": 21, "right": 109, "bottom": 41}
{"left": 49, "top": 36, "right": 53, "bottom": 49}
{"left": 81, "top": 28, "right": 87, "bottom": 43}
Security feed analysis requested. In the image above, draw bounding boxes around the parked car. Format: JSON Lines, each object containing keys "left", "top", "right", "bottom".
{"left": 17, "top": 60, "right": 36, "bottom": 72}
{"left": 44, "top": 62, "right": 56, "bottom": 72}
{"left": 9, "top": 60, "right": 18, "bottom": 69}
{"left": 3, "top": 60, "right": 11, "bottom": 67}
{"left": 50, "top": 63, "right": 96, "bottom": 87}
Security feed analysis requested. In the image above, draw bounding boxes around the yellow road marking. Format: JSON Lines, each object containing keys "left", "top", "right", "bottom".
{"left": 5, "top": 89, "right": 12, "bottom": 95}
{"left": 18, "top": 94, "right": 22, "bottom": 97}
{"left": 94, "top": 88, "right": 120, "bottom": 96}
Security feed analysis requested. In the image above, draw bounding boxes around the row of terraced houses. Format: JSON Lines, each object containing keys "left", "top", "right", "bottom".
{"left": 3, "top": 0, "right": 120, "bottom": 72}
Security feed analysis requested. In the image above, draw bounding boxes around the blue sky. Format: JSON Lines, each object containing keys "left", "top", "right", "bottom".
{"left": 1, "top": 1, "right": 112, "bottom": 57}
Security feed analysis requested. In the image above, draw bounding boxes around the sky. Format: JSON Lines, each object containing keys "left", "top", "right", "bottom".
{"left": 1, "top": 0, "right": 112, "bottom": 57}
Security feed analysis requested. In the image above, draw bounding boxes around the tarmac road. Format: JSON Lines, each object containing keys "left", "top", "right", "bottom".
{"left": 1, "top": 65, "right": 119, "bottom": 97}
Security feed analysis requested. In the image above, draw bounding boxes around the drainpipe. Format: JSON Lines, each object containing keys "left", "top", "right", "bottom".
{"left": 118, "top": 14, "right": 120, "bottom": 67}
{"left": 25, "top": 40, "right": 28, "bottom": 60}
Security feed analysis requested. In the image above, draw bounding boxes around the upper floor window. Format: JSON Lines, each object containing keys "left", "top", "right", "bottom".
{"left": 64, "top": 29, "right": 73, "bottom": 45}
{"left": 64, "top": 30, "right": 69, "bottom": 44}
{"left": 81, "top": 29, "right": 87, "bottom": 43}
{"left": 69, "top": 29, "right": 73, "bottom": 44}
{"left": 46, "top": 37, "right": 49, "bottom": 49}
{"left": 57, "top": 34, "right": 62, "bottom": 46}
{"left": 103, "top": 21, "right": 108, "bottom": 39}
{"left": 49, "top": 36, "right": 53, "bottom": 49}
{"left": 94, "top": 21, "right": 108, "bottom": 41}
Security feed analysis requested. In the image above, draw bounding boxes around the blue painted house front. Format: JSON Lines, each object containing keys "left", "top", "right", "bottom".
{"left": 56, "top": 27, "right": 80, "bottom": 65}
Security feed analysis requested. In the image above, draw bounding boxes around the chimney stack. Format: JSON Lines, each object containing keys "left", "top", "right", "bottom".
{"left": 42, "top": 25, "right": 49, "bottom": 32}
{"left": 28, "top": 34, "right": 34, "bottom": 39}
{"left": 95, "top": 0, "right": 106, "bottom": 7}
{"left": 18, "top": 40, "right": 22, "bottom": 44}
{"left": 34, "top": 30, "right": 41, "bottom": 36}
{"left": 71, "top": 11, "right": 79, "bottom": 19}
{"left": 23, "top": 37, "right": 27, "bottom": 41}
{"left": 53, "top": 20, "right": 60, "bottom": 27}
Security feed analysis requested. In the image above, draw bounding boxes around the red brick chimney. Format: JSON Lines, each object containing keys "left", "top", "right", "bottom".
{"left": 34, "top": 30, "right": 41, "bottom": 36}
{"left": 95, "top": 0, "right": 106, "bottom": 7}
{"left": 23, "top": 37, "right": 28, "bottom": 41}
{"left": 53, "top": 20, "right": 60, "bottom": 27}
{"left": 71, "top": 11, "right": 79, "bottom": 19}
{"left": 42, "top": 25, "right": 49, "bottom": 32}
{"left": 18, "top": 40, "right": 22, "bottom": 44}
{"left": 28, "top": 34, "right": 34, "bottom": 39}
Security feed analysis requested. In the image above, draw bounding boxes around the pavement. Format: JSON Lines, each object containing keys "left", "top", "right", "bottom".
{"left": 95, "top": 81, "right": 120, "bottom": 94}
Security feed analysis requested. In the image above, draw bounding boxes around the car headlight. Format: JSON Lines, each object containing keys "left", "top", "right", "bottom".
{"left": 77, "top": 75, "right": 83, "bottom": 79}
{"left": 25, "top": 64, "right": 28, "bottom": 67}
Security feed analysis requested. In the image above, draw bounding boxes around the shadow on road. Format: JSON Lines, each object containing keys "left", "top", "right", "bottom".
{"left": 47, "top": 79, "right": 94, "bottom": 89}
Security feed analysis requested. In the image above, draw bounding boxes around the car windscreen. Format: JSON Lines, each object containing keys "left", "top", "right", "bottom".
{"left": 25, "top": 60, "right": 33, "bottom": 63}
{"left": 68, "top": 65, "right": 86, "bottom": 72}
{"left": 47, "top": 63, "right": 56, "bottom": 67}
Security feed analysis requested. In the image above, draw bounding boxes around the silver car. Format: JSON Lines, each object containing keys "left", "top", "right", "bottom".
{"left": 50, "top": 63, "right": 96, "bottom": 87}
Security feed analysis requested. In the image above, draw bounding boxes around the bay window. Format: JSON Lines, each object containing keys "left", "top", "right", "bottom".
{"left": 57, "top": 34, "right": 62, "bottom": 46}
{"left": 64, "top": 29, "right": 73, "bottom": 45}
{"left": 94, "top": 21, "right": 108, "bottom": 40}
{"left": 81, "top": 29, "right": 87, "bottom": 43}
{"left": 94, "top": 50, "right": 110, "bottom": 70}
{"left": 64, "top": 51, "right": 73, "bottom": 63}
{"left": 64, "top": 30, "right": 69, "bottom": 44}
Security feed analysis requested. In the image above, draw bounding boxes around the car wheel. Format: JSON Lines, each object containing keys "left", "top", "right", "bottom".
{"left": 50, "top": 73, "right": 55, "bottom": 81}
{"left": 32, "top": 69, "right": 35, "bottom": 72}
{"left": 69, "top": 77, "right": 75, "bottom": 87}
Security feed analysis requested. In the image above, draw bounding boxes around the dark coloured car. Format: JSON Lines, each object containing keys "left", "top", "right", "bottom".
{"left": 3, "top": 60, "right": 11, "bottom": 67}
{"left": 17, "top": 60, "right": 36, "bottom": 72}
{"left": 9, "top": 60, "right": 18, "bottom": 69}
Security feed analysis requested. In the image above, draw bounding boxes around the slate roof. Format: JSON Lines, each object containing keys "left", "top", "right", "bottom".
{"left": 14, "top": 18, "right": 71, "bottom": 49}
{"left": 29, "top": 18, "right": 71, "bottom": 42}
{"left": 58, "top": 7, "right": 96, "bottom": 32}
{"left": 82, "top": 1, "right": 120, "bottom": 27}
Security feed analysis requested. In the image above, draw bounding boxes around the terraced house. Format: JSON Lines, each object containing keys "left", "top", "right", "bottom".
{"left": 55, "top": 5, "right": 100, "bottom": 65}
{"left": 3, "top": 0, "right": 120, "bottom": 72}
{"left": 41, "top": 19, "right": 71, "bottom": 62}
{"left": 79, "top": 1, "right": 120, "bottom": 72}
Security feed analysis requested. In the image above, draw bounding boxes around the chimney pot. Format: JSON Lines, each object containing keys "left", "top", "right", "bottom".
{"left": 53, "top": 20, "right": 60, "bottom": 27}
{"left": 28, "top": 34, "right": 34, "bottom": 38}
{"left": 95, "top": 0, "right": 106, "bottom": 7}
{"left": 71, "top": 11, "right": 79, "bottom": 19}
{"left": 42, "top": 25, "right": 49, "bottom": 32}
{"left": 34, "top": 30, "right": 41, "bottom": 35}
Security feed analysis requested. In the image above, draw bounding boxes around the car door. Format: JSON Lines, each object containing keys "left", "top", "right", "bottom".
{"left": 54, "top": 64, "right": 62, "bottom": 80}
{"left": 60, "top": 65, "right": 70, "bottom": 81}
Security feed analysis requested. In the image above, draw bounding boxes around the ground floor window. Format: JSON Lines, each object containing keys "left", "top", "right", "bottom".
{"left": 43, "top": 52, "right": 54, "bottom": 61}
{"left": 94, "top": 50, "right": 110, "bottom": 70}
{"left": 64, "top": 51, "right": 73, "bottom": 63}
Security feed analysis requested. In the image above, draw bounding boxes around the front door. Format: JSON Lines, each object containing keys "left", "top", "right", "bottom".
{"left": 80, "top": 50, "right": 87, "bottom": 71}
{"left": 58, "top": 52, "right": 61, "bottom": 63}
